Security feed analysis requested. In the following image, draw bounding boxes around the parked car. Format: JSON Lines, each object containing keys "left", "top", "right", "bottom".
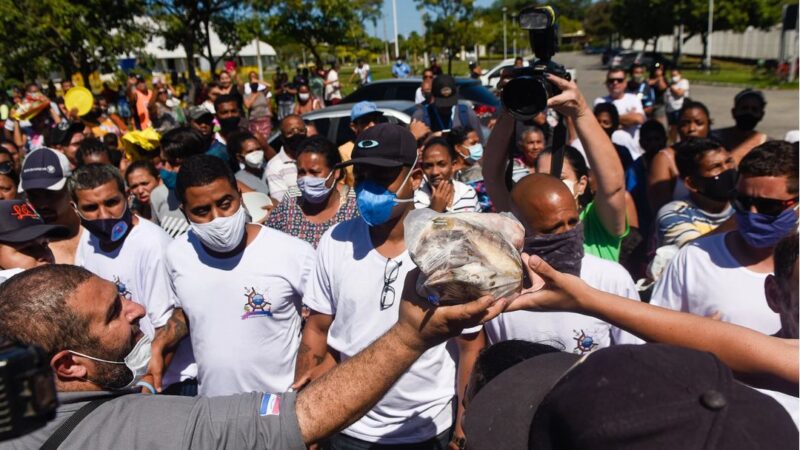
{"left": 608, "top": 51, "right": 673, "bottom": 71}
{"left": 340, "top": 78, "right": 500, "bottom": 122}
{"left": 602, "top": 48, "right": 624, "bottom": 66}
{"left": 268, "top": 100, "right": 415, "bottom": 148}
{"left": 479, "top": 57, "right": 531, "bottom": 89}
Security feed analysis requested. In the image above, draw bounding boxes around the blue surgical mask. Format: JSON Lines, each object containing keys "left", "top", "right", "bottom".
{"left": 466, "top": 143, "right": 483, "bottom": 161}
{"left": 735, "top": 206, "right": 798, "bottom": 249}
{"left": 160, "top": 168, "right": 177, "bottom": 190}
{"left": 297, "top": 173, "right": 335, "bottom": 204}
{"left": 355, "top": 165, "right": 416, "bottom": 227}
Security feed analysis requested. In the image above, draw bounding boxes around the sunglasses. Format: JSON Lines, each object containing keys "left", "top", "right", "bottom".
{"left": 732, "top": 191, "right": 799, "bottom": 217}
{"left": 606, "top": 78, "right": 625, "bottom": 84}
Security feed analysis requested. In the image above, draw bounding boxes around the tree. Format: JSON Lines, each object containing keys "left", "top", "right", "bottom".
{"left": 611, "top": 0, "right": 673, "bottom": 50}
{"left": 416, "top": 0, "right": 477, "bottom": 74}
{"left": 266, "top": 0, "right": 381, "bottom": 65}
{"left": 583, "top": 1, "right": 615, "bottom": 46}
{"left": 0, "top": 0, "right": 145, "bottom": 83}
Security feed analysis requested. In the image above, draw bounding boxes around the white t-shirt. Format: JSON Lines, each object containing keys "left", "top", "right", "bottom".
{"left": 570, "top": 128, "right": 642, "bottom": 168}
{"left": 0, "top": 268, "right": 24, "bottom": 284}
{"left": 650, "top": 232, "right": 781, "bottom": 335}
{"left": 304, "top": 217, "right": 466, "bottom": 443}
{"left": 757, "top": 387, "right": 799, "bottom": 428}
{"left": 485, "top": 253, "right": 643, "bottom": 353}
{"left": 593, "top": 93, "right": 644, "bottom": 140}
{"left": 353, "top": 65, "right": 370, "bottom": 85}
{"left": 165, "top": 225, "right": 315, "bottom": 397}
{"left": 264, "top": 148, "right": 298, "bottom": 203}
{"left": 74, "top": 218, "right": 195, "bottom": 386}
{"left": 325, "top": 69, "right": 341, "bottom": 101}
{"left": 414, "top": 179, "right": 480, "bottom": 212}
{"left": 664, "top": 78, "right": 690, "bottom": 112}
{"left": 414, "top": 87, "right": 426, "bottom": 104}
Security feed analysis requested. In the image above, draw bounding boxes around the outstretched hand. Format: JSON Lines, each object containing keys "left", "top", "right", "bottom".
{"left": 396, "top": 268, "right": 507, "bottom": 351}
{"left": 504, "top": 253, "right": 588, "bottom": 313}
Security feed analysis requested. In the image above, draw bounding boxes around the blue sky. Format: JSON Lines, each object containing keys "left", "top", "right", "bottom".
{"left": 366, "top": 0, "right": 495, "bottom": 39}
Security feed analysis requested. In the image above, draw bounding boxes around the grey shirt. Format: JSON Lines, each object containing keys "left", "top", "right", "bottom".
{"left": 236, "top": 170, "right": 270, "bottom": 195}
{"left": 149, "top": 184, "right": 190, "bottom": 238}
{"left": 1, "top": 390, "right": 304, "bottom": 450}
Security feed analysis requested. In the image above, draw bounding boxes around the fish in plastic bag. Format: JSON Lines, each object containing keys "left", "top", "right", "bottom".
{"left": 404, "top": 208, "right": 525, "bottom": 305}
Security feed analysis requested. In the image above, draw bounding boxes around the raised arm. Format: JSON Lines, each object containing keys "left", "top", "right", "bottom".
{"left": 546, "top": 75, "right": 626, "bottom": 236}
{"left": 294, "top": 270, "right": 506, "bottom": 445}
{"left": 482, "top": 111, "right": 516, "bottom": 213}
{"left": 508, "top": 254, "right": 799, "bottom": 394}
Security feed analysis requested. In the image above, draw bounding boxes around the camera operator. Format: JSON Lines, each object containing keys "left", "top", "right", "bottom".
{"left": 0, "top": 265, "right": 504, "bottom": 449}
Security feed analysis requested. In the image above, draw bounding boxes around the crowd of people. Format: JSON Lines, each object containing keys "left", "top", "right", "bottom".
{"left": 0, "top": 54, "right": 797, "bottom": 450}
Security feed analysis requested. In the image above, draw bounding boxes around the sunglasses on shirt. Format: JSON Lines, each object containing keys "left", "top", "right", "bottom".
{"left": 731, "top": 191, "right": 799, "bottom": 217}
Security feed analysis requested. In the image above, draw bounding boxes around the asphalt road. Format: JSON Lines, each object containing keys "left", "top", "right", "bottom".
{"left": 558, "top": 52, "right": 799, "bottom": 140}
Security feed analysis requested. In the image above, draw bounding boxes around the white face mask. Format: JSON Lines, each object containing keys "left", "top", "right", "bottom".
{"left": 244, "top": 150, "right": 264, "bottom": 169}
{"left": 671, "top": 75, "right": 681, "bottom": 83}
{"left": 298, "top": 93, "right": 310, "bottom": 101}
{"left": 297, "top": 172, "right": 335, "bottom": 204}
{"left": 189, "top": 205, "right": 247, "bottom": 253}
{"left": 69, "top": 333, "right": 152, "bottom": 390}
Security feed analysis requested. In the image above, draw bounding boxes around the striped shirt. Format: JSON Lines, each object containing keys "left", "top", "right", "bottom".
{"left": 656, "top": 199, "right": 733, "bottom": 248}
{"left": 414, "top": 179, "right": 481, "bottom": 213}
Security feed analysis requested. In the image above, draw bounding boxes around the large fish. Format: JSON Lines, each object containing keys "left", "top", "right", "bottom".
{"left": 405, "top": 208, "right": 525, "bottom": 305}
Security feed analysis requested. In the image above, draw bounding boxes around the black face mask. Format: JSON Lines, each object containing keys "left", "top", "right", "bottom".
{"left": 78, "top": 204, "right": 133, "bottom": 244}
{"left": 734, "top": 113, "right": 760, "bottom": 131}
{"left": 219, "top": 116, "right": 240, "bottom": 134}
{"left": 249, "top": 82, "right": 259, "bottom": 93}
{"left": 692, "top": 169, "right": 737, "bottom": 202}
{"left": 523, "top": 223, "right": 585, "bottom": 276}
{"left": 282, "top": 134, "right": 306, "bottom": 153}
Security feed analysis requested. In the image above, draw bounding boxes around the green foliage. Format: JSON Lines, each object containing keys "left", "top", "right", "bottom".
{"left": 416, "top": 0, "right": 477, "bottom": 70}
{"left": 0, "top": 0, "right": 145, "bottom": 81}
{"left": 583, "top": 1, "right": 614, "bottom": 41}
{"left": 266, "top": 0, "right": 381, "bottom": 65}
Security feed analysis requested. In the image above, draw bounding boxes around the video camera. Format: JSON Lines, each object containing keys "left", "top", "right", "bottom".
{"left": 0, "top": 337, "right": 58, "bottom": 441}
{"left": 501, "top": 5, "right": 571, "bottom": 120}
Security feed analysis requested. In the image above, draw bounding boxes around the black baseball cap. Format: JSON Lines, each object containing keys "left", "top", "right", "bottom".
{"left": 464, "top": 344, "right": 798, "bottom": 450}
{"left": 0, "top": 200, "right": 68, "bottom": 244}
{"left": 432, "top": 75, "right": 458, "bottom": 108}
{"left": 19, "top": 147, "right": 72, "bottom": 192}
{"left": 46, "top": 121, "right": 85, "bottom": 147}
{"left": 338, "top": 123, "right": 417, "bottom": 168}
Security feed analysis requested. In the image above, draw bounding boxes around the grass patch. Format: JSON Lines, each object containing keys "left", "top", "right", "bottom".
{"left": 680, "top": 56, "right": 797, "bottom": 90}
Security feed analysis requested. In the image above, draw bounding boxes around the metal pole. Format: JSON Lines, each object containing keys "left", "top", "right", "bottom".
{"left": 503, "top": 7, "right": 508, "bottom": 60}
{"left": 790, "top": 7, "right": 799, "bottom": 83}
{"left": 383, "top": 15, "right": 390, "bottom": 65}
{"left": 255, "top": 39, "right": 263, "bottom": 80}
{"left": 705, "top": 0, "right": 714, "bottom": 70}
{"left": 392, "top": 0, "right": 399, "bottom": 59}
{"left": 512, "top": 14, "right": 517, "bottom": 58}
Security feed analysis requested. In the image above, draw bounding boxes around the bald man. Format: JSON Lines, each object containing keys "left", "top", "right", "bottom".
{"left": 483, "top": 173, "right": 643, "bottom": 355}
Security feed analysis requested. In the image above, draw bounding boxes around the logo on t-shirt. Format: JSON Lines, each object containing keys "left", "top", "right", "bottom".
{"left": 242, "top": 287, "right": 273, "bottom": 320}
{"left": 114, "top": 276, "right": 132, "bottom": 300}
{"left": 572, "top": 329, "right": 599, "bottom": 355}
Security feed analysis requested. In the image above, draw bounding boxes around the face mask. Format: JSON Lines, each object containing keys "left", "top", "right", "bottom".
{"left": 76, "top": 203, "right": 133, "bottom": 244}
{"left": 355, "top": 162, "right": 417, "bottom": 227}
{"left": 734, "top": 113, "right": 759, "bottom": 131}
{"left": 523, "top": 223, "right": 585, "bottom": 276}
{"left": 632, "top": 75, "right": 644, "bottom": 83}
{"left": 562, "top": 179, "right": 577, "bottom": 197}
{"left": 69, "top": 333, "right": 152, "bottom": 390}
{"left": 692, "top": 169, "right": 737, "bottom": 202}
{"left": 160, "top": 168, "right": 177, "bottom": 190}
{"left": 249, "top": 82, "right": 259, "bottom": 93}
{"left": 189, "top": 205, "right": 247, "bottom": 253}
{"left": 735, "top": 206, "right": 798, "bottom": 249}
{"left": 298, "top": 173, "right": 335, "bottom": 204}
{"left": 282, "top": 134, "right": 306, "bottom": 153}
{"left": 298, "top": 93, "right": 310, "bottom": 101}
{"left": 244, "top": 150, "right": 264, "bottom": 169}
{"left": 671, "top": 75, "right": 681, "bottom": 83}
{"left": 219, "top": 116, "right": 240, "bottom": 133}
{"left": 465, "top": 143, "right": 484, "bottom": 161}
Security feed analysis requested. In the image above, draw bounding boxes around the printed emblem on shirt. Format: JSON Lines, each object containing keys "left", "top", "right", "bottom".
{"left": 259, "top": 393, "right": 281, "bottom": 416}
{"left": 242, "top": 287, "right": 273, "bottom": 319}
{"left": 114, "top": 276, "right": 132, "bottom": 300}
{"left": 572, "top": 329, "right": 600, "bottom": 355}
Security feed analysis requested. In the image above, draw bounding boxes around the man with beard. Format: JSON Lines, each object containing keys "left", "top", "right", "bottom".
{"left": 70, "top": 164, "right": 195, "bottom": 394}
{"left": 20, "top": 147, "right": 85, "bottom": 264}
{"left": 265, "top": 114, "right": 307, "bottom": 203}
{"left": 0, "top": 264, "right": 504, "bottom": 448}
{"left": 712, "top": 89, "right": 769, "bottom": 163}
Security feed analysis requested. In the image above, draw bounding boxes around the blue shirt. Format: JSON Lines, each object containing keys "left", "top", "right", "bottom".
{"left": 392, "top": 62, "right": 411, "bottom": 78}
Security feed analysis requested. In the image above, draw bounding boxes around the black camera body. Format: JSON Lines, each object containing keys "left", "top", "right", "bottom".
{"left": 0, "top": 337, "right": 58, "bottom": 441}
{"left": 501, "top": 5, "right": 571, "bottom": 120}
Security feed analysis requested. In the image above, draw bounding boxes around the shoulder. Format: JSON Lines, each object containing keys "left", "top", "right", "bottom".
{"left": 149, "top": 184, "right": 168, "bottom": 202}
{"left": 132, "top": 217, "right": 172, "bottom": 245}
{"left": 318, "top": 216, "right": 364, "bottom": 249}
{"left": 165, "top": 232, "right": 193, "bottom": 261}
{"left": 453, "top": 179, "right": 477, "bottom": 197}
{"left": 255, "top": 225, "right": 314, "bottom": 256}
{"left": 580, "top": 253, "right": 635, "bottom": 288}
{"left": 657, "top": 199, "right": 692, "bottom": 219}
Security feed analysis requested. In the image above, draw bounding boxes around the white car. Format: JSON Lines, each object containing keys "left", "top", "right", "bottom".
{"left": 479, "top": 58, "right": 578, "bottom": 88}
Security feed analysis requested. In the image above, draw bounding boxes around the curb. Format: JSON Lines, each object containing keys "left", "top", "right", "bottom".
{"left": 688, "top": 80, "right": 798, "bottom": 90}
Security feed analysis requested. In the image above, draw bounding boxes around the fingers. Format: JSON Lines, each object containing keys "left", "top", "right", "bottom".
{"left": 544, "top": 73, "right": 575, "bottom": 90}
{"left": 526, "top": 253, "right": 558, "bottom": 284}
{"left": 291, "top": 374, "right": 312, "bottom": 391}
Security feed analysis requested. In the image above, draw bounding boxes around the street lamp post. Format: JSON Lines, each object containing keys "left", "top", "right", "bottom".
{"left": 392, "top": 0, "right": 399, "bottom": 59}
{"left": 503, "top": 7, "right": 508, "bottom": 60}
{"left": 512, "top": 13, "right": 517, "bottom": 58}
{"left": 705, "top": 0, "right": 714, "bottom": 71}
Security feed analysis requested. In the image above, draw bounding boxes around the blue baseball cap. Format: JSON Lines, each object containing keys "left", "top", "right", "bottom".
{"left": 350, "top": 101, "right": 384, "bottom": 122}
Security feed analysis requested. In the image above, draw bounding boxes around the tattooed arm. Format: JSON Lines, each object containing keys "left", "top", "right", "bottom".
{"left": 147, "top": 307, "right": 189, "bottom": 392}
{"left": 294, "top": 310, "right": 337, "bottom": 387}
